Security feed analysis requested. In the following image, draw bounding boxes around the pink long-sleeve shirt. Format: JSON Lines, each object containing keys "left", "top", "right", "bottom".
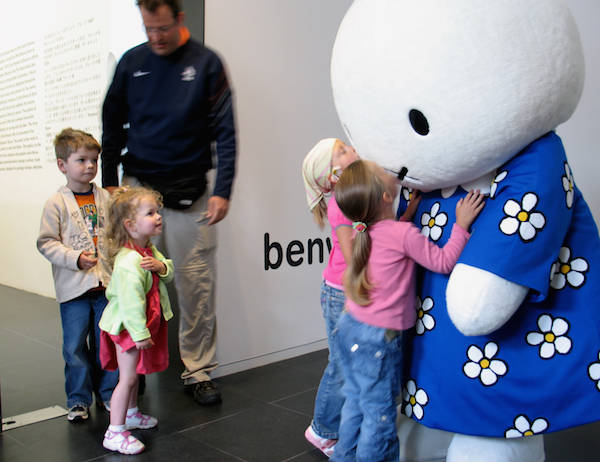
{"left": 347, "top": 220, "right": 469, "bottom": 331}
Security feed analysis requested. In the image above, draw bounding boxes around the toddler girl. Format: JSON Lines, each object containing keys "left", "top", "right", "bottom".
{"left": 301, "top": 138, "right": 359, "bottom": 456}
{"left": 331, "top": 160, "right": 484, "bottom": 462}
{"left": 98, "top": 186, "right": 174, "bottom": 454}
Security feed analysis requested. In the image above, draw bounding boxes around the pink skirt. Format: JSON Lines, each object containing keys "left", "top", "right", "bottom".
{"left": 100, "top": 315, "right": 168, "bottom": 375}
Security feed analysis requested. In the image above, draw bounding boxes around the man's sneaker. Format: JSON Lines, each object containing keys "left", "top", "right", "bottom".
{"left": 192, "top": 380, "right": 222, "bottom": 405}
{"left": 96, "top": 401, "right": 111, "bottom": 412}
{"left": 125, "top": 411, "right": 158, "bottom": 430}
{"left": 103, "top": 429, "right": 145, "bottom": 455}
{"left": 304, "top": 425, "right": 336, "bottom": 457}
{"left": 67, "top": 405, "right": 89, "bottom": 422}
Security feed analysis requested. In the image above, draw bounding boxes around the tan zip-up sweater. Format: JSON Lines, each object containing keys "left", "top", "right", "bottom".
{"left": 37, "top": 183, "right": 111, "bottom": 303}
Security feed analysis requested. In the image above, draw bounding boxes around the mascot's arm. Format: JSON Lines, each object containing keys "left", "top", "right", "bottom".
{"left": 446, "top": 263, "right": 528, "bottom": 336}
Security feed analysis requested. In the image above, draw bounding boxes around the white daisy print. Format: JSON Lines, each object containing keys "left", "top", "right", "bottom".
{"left": 415, "top": 297, "right": 436, "bottom": 335}
{"left": 505, "top": 414, "right": 549, "bottom": 438}
{"left": 490, "top": 170, "right": 508, "bottom": 199}
{"left": 550, "top": 246, "right": 588, "bottom": 290}
{"left": 588, "top": 352, "right": 600, "bottom": 391}
{"left": 499, "top": 192, "right": 546, "bottom": 242}
{"left": 463, "top": 342, "right": 508, "bottom": 386}
{"left": 526, "top": 314, "right": 572, "bottom": 359}
{"left": 401, "top": 186, "right": 414, "bottom": 203}
{"left": 403, "top": 380, "right": 429, "bottom": 420}
{"left": 420, "top": 202, "right": 448, "bottom": 242}
{"left": 562, "top": 162, "right": 575, "bottom": 209}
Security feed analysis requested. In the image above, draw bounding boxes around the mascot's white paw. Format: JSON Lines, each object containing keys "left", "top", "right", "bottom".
{"left": 446, "top": 433, "right": 544, "bottom": 462}
{"left": 446, "top": 264, "right": 528, "bottom": 336}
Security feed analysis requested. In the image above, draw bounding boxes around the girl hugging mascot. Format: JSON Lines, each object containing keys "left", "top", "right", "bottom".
{"left": 330, "top": 1, "right": 600, "bottom": 461}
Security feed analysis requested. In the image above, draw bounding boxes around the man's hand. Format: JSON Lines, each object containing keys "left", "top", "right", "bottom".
{"left": 105, "top": 186, "right": 119, "bottom": 195}
{"left": 206, "top": 196, "right": 229, "bottom": 225}
{"left": 77, "top": 251, "right": 98, "bottom": 269}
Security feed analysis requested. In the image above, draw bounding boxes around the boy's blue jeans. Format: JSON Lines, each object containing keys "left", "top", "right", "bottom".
{"left": 59, "top": 291, "right": 118, "bottom": 408}
{"left": 311, "top": 281, "right": 346, "bottom": 439}
{"left": 332, "top": 312, "right": 404, "bottom": 462}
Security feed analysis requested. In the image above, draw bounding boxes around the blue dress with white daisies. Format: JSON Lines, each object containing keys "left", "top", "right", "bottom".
{"left": 397, "top": 131, "right": 600, "bottom": 437}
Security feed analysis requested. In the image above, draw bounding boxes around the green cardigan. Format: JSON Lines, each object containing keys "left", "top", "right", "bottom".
{"left": 99, "top": 246, "right": 174, "bottom": 342}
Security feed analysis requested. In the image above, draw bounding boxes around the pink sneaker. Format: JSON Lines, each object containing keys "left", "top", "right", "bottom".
{"left": 126, "top": 410, "right": 158, "bottom": 430}
{"left": 103, "top": 429, "right": 145, "bottom": 455}
{"left": 305, "top": 425, "right": 337, "bottom": 457}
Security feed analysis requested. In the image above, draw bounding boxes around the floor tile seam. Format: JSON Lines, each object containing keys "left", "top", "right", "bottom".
{"left": 2, "top": 327, "right": 60, "bottom": 351}
{"left": 218, "top": 387, "right": 281, "bottom": 405}
{"left": 269, "top": 401, "right": 313, "bottom": 419}
{"left": 0, "top": 431, "right": 28, "bottom": 448}
{"left": 81, "top": 454, "right": 107, "bottom": 462}
{"left": 281, "top": 448, "right": 317, "bottom": 461}
{"left": 176, "top": 408, "right": 252, "bottom": 433}
{"left": 189, "top": 439, "right": 249, "bottom": 462}
{"left": 269, "top": 386, "right": 318, "bottom": 405}
{"left": 141, "top": 431, "right": 250, "bottom": 462}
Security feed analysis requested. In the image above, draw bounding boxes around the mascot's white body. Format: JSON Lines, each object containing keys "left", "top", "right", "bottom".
{"left": 331, "top": 1, "right": 600, "bottom": 461}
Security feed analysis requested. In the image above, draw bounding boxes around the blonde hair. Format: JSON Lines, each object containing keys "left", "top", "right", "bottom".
{"left": 334, "top": 160, "right": 386, "bottom": 305}
{"left": 105, "top": 186, "right": 163, "bottom": 266}
{"left": 311, "top": 199, "right": 328, "bottom": 229}
{"left": 54, "top": 128, "right": 100, "bottom": 161}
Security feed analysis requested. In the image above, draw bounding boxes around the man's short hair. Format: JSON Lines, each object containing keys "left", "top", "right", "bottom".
{"left": 54, "top": 128, "right": 101, "bottom": 161}
{"left": 136, "top": 0, "right": 181, "bottom": 17}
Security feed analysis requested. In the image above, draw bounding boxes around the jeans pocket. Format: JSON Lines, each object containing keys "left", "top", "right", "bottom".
{"left": 351, "top": 342, "right": 385, "bottom": 380}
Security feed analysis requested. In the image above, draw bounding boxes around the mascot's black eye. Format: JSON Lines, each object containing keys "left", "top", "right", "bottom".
{"left": 409, "top": 109, "right": 429, "bottom": 136}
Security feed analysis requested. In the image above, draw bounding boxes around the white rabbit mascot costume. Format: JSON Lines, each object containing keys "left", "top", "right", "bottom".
{"left": 331, "top": 1, "right": 600, "bottom": 461}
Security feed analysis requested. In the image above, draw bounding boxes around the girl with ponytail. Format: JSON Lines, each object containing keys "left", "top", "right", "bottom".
{"left": 331, "top": 160, "right": 484, "bottom": 462}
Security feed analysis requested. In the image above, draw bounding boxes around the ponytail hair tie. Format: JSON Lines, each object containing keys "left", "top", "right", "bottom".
{"left": 353, "top": 221, "right": 367, "bottom": 233}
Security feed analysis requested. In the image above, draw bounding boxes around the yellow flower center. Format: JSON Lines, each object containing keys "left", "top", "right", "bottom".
{"left": 417, "top": 309, "right": 424, "bottom": 319}
{"left": 428, "top": 218, "right": 435, "bottom": 228}
{"left": 410, "top": 396, "right": 416, "bottom": 406}
{"left": 560, "top": 264, "right": 571, "bottom": 275}
{"left": 517, "top": 211, "right": 529, "bottom": 222}
{"left": 545, "top": 332, "right": 556, "bottom": 343}
{"left": 524, "top": 430, "right": 534, "bottom": 437}
{"left": 479, "top": 358, "right": 490, "bottom": 369}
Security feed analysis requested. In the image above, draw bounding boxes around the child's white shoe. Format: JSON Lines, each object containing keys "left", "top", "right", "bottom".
{"left": 126, "top": 410, "right": 158, "bottom": 430}
{"left": 103, "top": 429, "right": 145, "bottom": 454}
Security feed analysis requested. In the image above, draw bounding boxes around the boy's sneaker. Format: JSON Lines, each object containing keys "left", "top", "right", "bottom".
{"left": 126, "top": 411, "right": 158, "bottom": 430}
{"left": 304, "top": 425, "right": 337, "bottom": 457}
{"left": 67, "top": 405, "right": 89, "bottom": 422}
{"left": 103, "top": 429, "right": 145, "bottom": 455}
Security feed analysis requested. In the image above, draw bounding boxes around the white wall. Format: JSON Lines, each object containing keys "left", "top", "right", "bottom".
{"left": 0, "top": 0, "right": 597, "bottom": 376}
{"left": 0, "top": 0, "right": 146, "bottom": 293}
{"left": 556, "top": 0, "right": 600, "bottom": 221}
{"left": 204, "top": 0, "right": 353, "bottom": 375}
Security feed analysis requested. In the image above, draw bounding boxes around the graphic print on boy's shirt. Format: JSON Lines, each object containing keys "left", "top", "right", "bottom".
{"left": 74, "top": 191, "right": 98, "bottom": 246}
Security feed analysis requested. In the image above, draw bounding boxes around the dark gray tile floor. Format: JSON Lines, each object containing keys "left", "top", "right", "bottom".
{"left": 1, "top": 283, "right": 599, "bottom": 461}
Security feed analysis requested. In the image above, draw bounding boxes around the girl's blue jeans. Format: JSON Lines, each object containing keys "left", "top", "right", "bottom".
{"left": 331, "top": 312, "right": 404, "bottom": 462}
{"left": 311, "top": 281, "right": 346, "bottom": 439}
{"left": 59, "top": 291, "right": 119, "bottom": 408}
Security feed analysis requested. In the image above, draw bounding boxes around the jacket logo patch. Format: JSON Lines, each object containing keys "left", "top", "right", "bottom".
{"left": 133, "top": 70, "right": 151, "bottom": 78}
{"left": 181, "top": 66, "right": 196, "bottom": 81}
